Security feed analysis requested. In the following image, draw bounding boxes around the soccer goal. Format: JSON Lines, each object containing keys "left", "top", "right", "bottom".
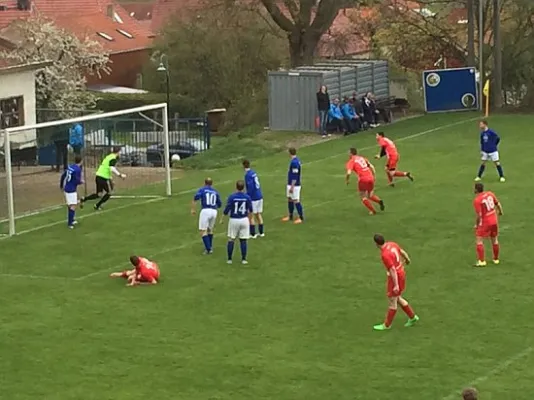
{"left": 0, "top": 103, "right": 172, "bottom": 237}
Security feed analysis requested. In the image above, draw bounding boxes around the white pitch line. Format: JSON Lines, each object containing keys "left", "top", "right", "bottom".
{"left": 0, "top": 273, "right": 73, "bottom": 280}
{"left": 74, "top": 198, "right": 340, "bottom": 281}
{"left": 441, "top": 346, "right": 533, "bottom": 400}
{"left": 1, "top": 117, "right": 476, "bottom": 240}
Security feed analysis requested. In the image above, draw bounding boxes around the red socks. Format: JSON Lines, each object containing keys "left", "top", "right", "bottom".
{"left": 385, "top": 308, "right": 397, "bottom": 327}
{"left": 476, "top": 244, "right": 485, "bottom": 261}
{"left": 492, "top": 243, "right": 500, "bottom": 260}
{"left": 362, "top": 198, "right": 375, "bottom": 213}
{"left": 370, "top": 194, "right": 381, "bottom": 204}
{"left": 121, "top": 271, "right": 129, "bottom": 278}
{"left": 401, "top": 304, "right": 415, "bottom": 319}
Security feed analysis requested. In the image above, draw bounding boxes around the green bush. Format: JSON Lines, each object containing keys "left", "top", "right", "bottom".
{"left": 95, "top": 92, "right": 201, "bottom": 117}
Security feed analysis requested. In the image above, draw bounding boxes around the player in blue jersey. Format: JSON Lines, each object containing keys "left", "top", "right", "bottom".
{"left": 191, "top": 177, "right": 222, "bottom": 254}
{"left": 475, "top": 120, "right": 505, "bottom": 182}
{"left": 243, "top": 159, "right": 264, "bottom": 238}
{"left": 220, "top": 180, "right": 253, "bottom": 264}
{"left": 59, "top": 155, "right": 83, "bottom": 229}
{"left": 282, "top": 147, "right": 304, "bottom": 224}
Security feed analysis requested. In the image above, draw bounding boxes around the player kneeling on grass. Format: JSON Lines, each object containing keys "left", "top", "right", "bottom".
{"left": 473, "top": 182, "right": 503, "bottom": 267}
{"left": 110, "top": 256, "right": 160, "bottom": 286}
{"left": 60, "top": 155, "right": 83, "bottom": 229}
{"left": 373, "top": 234, "right": 419, "bottom": 331}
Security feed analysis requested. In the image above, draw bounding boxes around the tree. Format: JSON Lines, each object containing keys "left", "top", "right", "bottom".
{"left": 0, "top": 17, "right": 110, "bottom": 112}
{"left": 258, "top": 0, "right": 367, "bottom": 67}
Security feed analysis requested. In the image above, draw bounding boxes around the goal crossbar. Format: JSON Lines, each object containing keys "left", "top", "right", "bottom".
{"left": 1, "top": 103, "right": 170, "bottom": 237}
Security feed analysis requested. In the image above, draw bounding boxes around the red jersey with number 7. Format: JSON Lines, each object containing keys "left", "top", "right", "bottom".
{"left": 473, "top": 191, "right": 499, "bottom": 226}
{"left": 346, "top": 155, "right": 374, "bottom": 181}
{"left": 381, "top": 242, "right": 406, "bottom": 276}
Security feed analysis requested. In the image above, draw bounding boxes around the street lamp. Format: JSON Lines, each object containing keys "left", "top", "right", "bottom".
{"left": 157, "top": 54, "right": 170, "bottom": 123}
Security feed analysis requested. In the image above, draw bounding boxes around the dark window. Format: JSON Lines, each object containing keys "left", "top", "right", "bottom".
{"left": 0, "top": 96, "right": 24, "bottom": 129}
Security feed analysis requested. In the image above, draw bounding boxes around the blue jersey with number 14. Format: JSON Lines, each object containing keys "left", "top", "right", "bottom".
{"left": 60, "top": 164, "right": 82, "bottom": 193}
{"left": 244, "top": 169, "right": 263, "bottom": 201}
{"left": 194, "top": 186, "right": 222, "bottom": 210}
{"left": 224, "top": 192, "right": 252, "bottom": 218}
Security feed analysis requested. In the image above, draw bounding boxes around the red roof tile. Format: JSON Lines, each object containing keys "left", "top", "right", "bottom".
{"left": 121, "top": 2, "right": 155, "bottom": 21}
{"left": 0, "top": 0, "right": 153, "bottom": 53}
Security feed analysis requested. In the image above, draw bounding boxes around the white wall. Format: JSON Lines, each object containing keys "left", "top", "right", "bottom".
{"left": 0, "top": 69, "right": 36, "bottom": 147}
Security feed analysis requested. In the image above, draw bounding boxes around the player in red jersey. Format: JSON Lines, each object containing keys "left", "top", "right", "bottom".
{"left": 110, "top": 255, "right": 160, "bottom": 286}
{"left": 473, "top": 182, "right": 503, "bottom": 267}
{"left": 345, "top": 147, "right": 385, "bottom": 215}
{"left": 373, "top": 234, "right": 419, "bottom": 331}
{"left": 374, "top": 132, "right": 413, "bottom": 186}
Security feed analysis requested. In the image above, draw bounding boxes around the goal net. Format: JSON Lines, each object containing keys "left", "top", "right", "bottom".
{"left": 0, "top": 103, "right": 173, "bottom": 236}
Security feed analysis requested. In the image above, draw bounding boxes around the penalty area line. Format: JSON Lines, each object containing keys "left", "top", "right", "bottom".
{"left": 441, "top": 346, "right": 533, "bottom": 400}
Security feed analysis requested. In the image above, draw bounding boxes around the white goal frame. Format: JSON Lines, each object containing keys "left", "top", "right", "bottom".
{"left": 1, "top": 103, "right": 170, "bottom": 236}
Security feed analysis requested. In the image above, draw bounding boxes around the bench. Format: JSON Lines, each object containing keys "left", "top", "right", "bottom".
{"left": 375, "top": 96, "right": 410, "bottom": 123}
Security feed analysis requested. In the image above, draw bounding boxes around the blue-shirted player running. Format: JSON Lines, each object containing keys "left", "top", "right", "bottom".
{"left": 191, "top": 177, "right": 222, "bottom": 254}
{"left": 220, "top": 180, "right": 253, "bottom": 265}
{"left": 243, "top": 159, "right": 264, "bottom": 238}
{"left": 59, "top": 155, "right": 83, "bottom": 229}
{"left": 475, "top": 120, "right": 505, "bottom": 182}
{"left": 282, "top": 147, "right": 304, "bottom": 223}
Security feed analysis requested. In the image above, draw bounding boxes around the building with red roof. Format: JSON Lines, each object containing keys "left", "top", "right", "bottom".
{"left": 0, "top": 0, "right": 154, "bottom": 87}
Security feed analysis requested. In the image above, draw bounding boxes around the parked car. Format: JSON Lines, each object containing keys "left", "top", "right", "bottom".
{"left": 145, "top": 139, "right": 206, "bottom": 167}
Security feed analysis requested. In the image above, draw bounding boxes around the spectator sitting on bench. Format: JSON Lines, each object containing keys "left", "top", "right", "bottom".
{"left": 341, "top": 97, "right": 361, "bottom": 134}
{"left": 327, "top": 98, "right": 345, "bottom": 135}
{"left": 362, "top": 92, "right": 380, "bottom": 128}
{"left": 351, "top": 92, "right": 368, "bottom": 130}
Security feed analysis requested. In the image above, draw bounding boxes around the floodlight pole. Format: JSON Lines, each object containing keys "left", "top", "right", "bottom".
{"left": 158, "top": 54, "right": 171, "bottom": 127}
{"left": 478, "top": 0, "right": 484, "bottom": 111}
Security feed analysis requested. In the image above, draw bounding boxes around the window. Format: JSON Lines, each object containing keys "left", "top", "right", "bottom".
{"left": 0, "top": 96, "right": 24, "bottom": 129}
{"left": 116, "top": 29, "right": 133, "bottom": 39}
{"left": 97, "top": 32, "right": 114, "bottom": 41}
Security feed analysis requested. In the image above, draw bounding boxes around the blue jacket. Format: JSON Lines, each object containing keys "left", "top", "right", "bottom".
{"left": 69, "top": 123, "right": 84, "bottom": 147}
{"left": 328, "top": 104, "right": 343, "bottom": 122}
{"left": 480, "top": 128, "right": 500, "bottom": 153}
{"left": 341, "top": 103, "right": 356, "bottom": 119}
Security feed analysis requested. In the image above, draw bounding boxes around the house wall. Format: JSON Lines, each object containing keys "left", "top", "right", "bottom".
{"left": 0, "top": 68, "right": 36, "bottom": 146}
{"left": 85, "top": 49, "right": 149, "bottom": 88}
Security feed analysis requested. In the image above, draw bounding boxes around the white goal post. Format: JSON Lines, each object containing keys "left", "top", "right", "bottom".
{"left": 1, "top": 103, "right": 170, "bottom": 236}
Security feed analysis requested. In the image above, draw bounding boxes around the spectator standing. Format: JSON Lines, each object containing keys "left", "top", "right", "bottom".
{"left": 362, "top": 92, "right": 380, "bottom": 127}
{"left": 341, "top": 97, "right": 361, "bottom": 134}
{"left": 316, "top": 85, "right": 330, "bottom": 138}
{"left": 328, "top": 98, "right": 345, "bottom": 134}
{"left": 69, "top": 123, "right": 84, "bottom": 156}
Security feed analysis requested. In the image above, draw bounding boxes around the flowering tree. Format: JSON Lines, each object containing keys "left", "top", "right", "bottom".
{"left": 0, "top": 17, "right": 110, "bottom": 112}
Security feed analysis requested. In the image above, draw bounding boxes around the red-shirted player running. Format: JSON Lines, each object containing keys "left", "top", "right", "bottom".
{"left": 473, "top": 183, "right": 503, "bottom": 267}
{"left": 110, "top": 255, "right": 160, "bottom": 286}
{"left": 345, "top": 147, "right": 385, "bottom": 215}
{"left": 374, "top": 132, "right": 413, "bottom": 186}
{"left": 373, "top": 234, "right": 419, "bottom": 331}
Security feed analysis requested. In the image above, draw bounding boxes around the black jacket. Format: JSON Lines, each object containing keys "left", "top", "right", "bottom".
{"left": 316, "top": 91, "right": 330, "bottom": 111}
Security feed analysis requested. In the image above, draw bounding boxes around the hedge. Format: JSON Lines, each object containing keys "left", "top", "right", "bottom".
{"left": 95, "top": 92, "right": 201, "bottom": 117}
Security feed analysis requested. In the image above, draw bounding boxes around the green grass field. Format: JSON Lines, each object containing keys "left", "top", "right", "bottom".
{"left": 1, "top": 112, "right": 534, "bottom": 400}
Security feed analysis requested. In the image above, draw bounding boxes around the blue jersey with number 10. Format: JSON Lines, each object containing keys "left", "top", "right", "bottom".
{"left": 224, "top": 192, "right": 252, "bottom": 218}
{"left": 244, "top": 169, "right": 263, "bottom": 201}
{"left": 60, "top": 164, "right": 82, "bottom": 193}
{"left": 194, "top": 186, "right": 222, "bottom": 210}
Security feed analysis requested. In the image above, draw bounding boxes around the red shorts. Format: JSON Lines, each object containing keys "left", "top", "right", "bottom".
{"left": 387, "top": 154, "right": 399, "bottom": 170}
{"left": 476, "top": 223, "right": 498, "bottom": 238}
{"left": 387, "top": 274, "right": 406, "bottom": 297}
{"left": 358, "top": 179, "right": 375, "bottom": 193}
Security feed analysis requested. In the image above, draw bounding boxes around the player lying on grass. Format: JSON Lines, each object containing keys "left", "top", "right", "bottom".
{"left": 110, "top": 256, "right": 160, "bottom": 286}
{"left": 473, "top": 182, "right": 503, "bottom": 267}
{"left": 373, "top": 234, "right": 419, "bottom": 331}
{"left": 374, "top": 132, "right": 413, "bottom": 187}
{"left": 345, "top": 147, "right": 385, "bottom": 215}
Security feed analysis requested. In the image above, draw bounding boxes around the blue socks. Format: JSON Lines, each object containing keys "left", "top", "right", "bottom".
{"left": 208, "top": 233, "right": 214, "bottom": 248}
{"left": 202, "top": 235, "right": 211, "bottom": 252}
{"left": 295, "top": 202, "right": 304, "bottom": 220}
{"left": 67, "top": 208, "right": 75, "bottom": 226}
{"left": 477, "top": 164, "right": 485, "bottom": 178}
{"left": 496, "top": 164, "right": 504, "bottom": 178}
{"left": 258, "top": 224, "right": 264, "bottom": 235}
{"left": 227, "top": 241, "right": 235, "bottom": 261}
{"left": 250, "top": 224, "right": 256, "bottom": 236}
{"left": 288, "top": 201, "right": 295, "bottom": 219}
{"left": 240, "top": 239, "right": 247, "bottom": 261}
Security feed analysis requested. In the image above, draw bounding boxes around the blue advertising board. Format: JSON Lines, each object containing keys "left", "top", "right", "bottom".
{"left": 423, "top": 67, "right": 478, "bottom": 113}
